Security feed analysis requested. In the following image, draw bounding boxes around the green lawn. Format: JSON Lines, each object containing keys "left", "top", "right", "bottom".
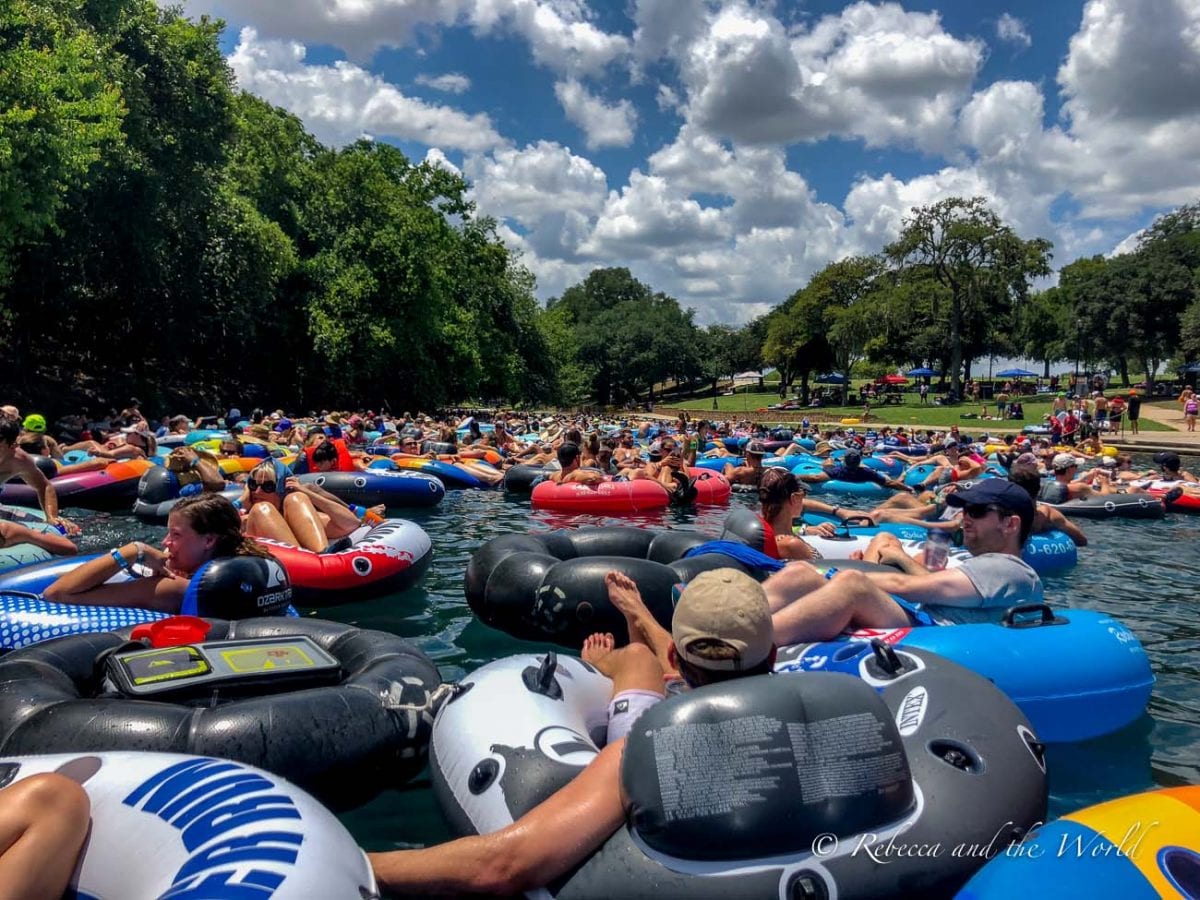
{"left": 665, "top": 392, "right": 1171, "bottom": 431}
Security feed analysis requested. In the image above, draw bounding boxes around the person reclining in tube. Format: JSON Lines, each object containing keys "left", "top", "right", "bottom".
{"left": 768, "top": 480, "right": 1043, "bottom": 645}
{"left": 0, "top": 412, "right": 78, "bottom": 534}
{"left": 239, "top": 460, "right": 371, "bottom": 553}
{"left": 43, "top": 494, "right": 274, "bottom": 612}
{"left": 546, "top": 441, "right": 604, "bottom": 485}
{"left": 368, "top": 567, "right": 775, "bottom": 895}
{"left": 798, "top": 448, "right": 912, "bottom": 493}
{"left": 293, "top": 436, "right": 368, "bottom": 473}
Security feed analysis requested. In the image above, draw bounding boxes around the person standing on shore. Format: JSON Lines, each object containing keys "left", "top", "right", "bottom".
{"left": 1127, "top": 390, "right": 1142, "bottom": 435}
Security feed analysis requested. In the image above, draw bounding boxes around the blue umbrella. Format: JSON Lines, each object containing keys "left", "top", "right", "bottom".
{"left": 1183, "top": 362, "right": 1200, "bottom": 373}
{"left": 816, "top": 373, "right": 847, "bottom": 384}
{"left": 907, "top": 367, "right": 940, "bottom": 377}
{"left": 995, "top": 368, "right": 1038, "bottom": 378}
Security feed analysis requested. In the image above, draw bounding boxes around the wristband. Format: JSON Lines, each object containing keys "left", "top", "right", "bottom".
{"left": 823, "top": 566, "right": 839, "bottom": 581}
{"left": 135, "top": 542, "right": 145, "bottom": 567}
{"left": 350, "top": 504, "right": 366, "bottom": 520}
{"left": 110, "top": 548, "right": 131, "bottom": 572}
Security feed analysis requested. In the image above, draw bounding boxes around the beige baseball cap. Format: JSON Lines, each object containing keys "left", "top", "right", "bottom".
{"left": 672, "top": 569, "right": 773, "bottom": 671}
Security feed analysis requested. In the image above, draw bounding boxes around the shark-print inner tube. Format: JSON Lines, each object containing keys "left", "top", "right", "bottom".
{"left": 464, "top": 527, "right": 752, "bottom": 646}
{"left": 0, "top": 617, "right": 448, "bottom": 808}
{"left": 253, "top": 518, "right": 433, "bottom": 604}
{"left": 431, "top": 649, "right": 1047, "bottom": 900}
{"left": 0, "top": 751, "right": 377, "bottom": 899}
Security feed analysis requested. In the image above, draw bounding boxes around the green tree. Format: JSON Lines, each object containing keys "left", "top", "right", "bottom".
{"left": 885, "top": 197, "right": 1052, "bottom": 397}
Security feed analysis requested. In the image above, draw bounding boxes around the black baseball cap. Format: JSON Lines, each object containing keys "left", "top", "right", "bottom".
{"left": 1154, "top": 451, "right": 1181, "bottom": 469}
{"left": 842, "top": 449, "right": 862, "bottom": 466}
{"left": 946, "top": 480, "right": 1035, "bottom": 532}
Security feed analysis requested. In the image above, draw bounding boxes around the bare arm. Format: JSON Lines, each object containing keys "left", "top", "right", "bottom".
{"left": 1040, "top": 505, "right": 1088, "bottom": 546}
{"left": 42, "top": 543, "right": 186, "bottom": 612}
{"left": 14, "top": 454, "right": 60, "bottom": 522}
{"left": 369, "top": 739, "right": 627, "bottom": 896}
{"left": 862, "top": 568, "right": 980, "bottom": 606}
{"left": 0, "top": 522, "right": 77, "bottom": 556}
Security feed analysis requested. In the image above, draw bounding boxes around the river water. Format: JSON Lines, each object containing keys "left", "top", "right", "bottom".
{"left": 68, "top": 457, "right": 1200, "bottom": 852}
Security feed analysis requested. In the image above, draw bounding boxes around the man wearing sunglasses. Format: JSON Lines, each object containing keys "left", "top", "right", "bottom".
{"left": 768, "top": 480, "right": 1043, "bottom": 644}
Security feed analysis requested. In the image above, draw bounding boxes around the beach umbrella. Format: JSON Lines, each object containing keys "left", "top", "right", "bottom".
{"left": 1183, "top": 362, "right": 1200, "bottom": 373}
{"left": 815, "top": 373, "right": 847, "bottom": 384}
{"left": 880, "top": 375, "right": 908, "bottom": 384}
{"left": 907, "top": 367, "right": 939, "bottom": 377}
{"left": 995, "top": 367, "right": 1038, "bottom": 378}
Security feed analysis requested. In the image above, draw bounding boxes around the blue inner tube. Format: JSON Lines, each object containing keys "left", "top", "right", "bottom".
{"left": 773, "top": 607, "right": 1153, "bottom": 743}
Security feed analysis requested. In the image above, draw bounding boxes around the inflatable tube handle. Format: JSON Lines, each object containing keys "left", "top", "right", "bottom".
{"left": 522, "top": 653, "right": 563, "bottom": 700}
{"left": 869, "top": 638, "right": 904, "bottom": 678}
{"left": 1001, "top": 603, "right": 1067, "bottom": 628}
{"left": 840, "top": 515, "right": 876, "bottom": 529}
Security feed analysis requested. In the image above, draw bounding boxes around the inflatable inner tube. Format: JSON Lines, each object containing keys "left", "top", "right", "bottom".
{"left": 0, "top": 459, "right": 154, "bottom": 511}
{"left": 774, "top": 606, "right": 1153, "bottom": 743}
{"left": 531, "top": 477, "right": 672, "bottom": 514}
{"left": 503, "top": 464, "right": 551, "bottom": 493}
{"left": 465, "top": 527, "right": 752, "bottom": 646}
{"left": 254, "top": 518, "right": 433, "bottom": 604}
{"left": 133, "top": 464, "right": 243, "bottom": 523}
{"left": 0, "top": 555, "right": 297, "bottom": 650}
{"left": 1044, "top": 493, "right": 1165, "bottom": 520}
{"left": 0, "top": 617, "right": 448, "bottom": 807}
{"left": 0, "top": 751, "right": 377, "bottom": 898}
{"left": 959, "top": 785, "right": 1200, "bottom": 898}
{"left": 432, "top": 649, "right": 1047, "bottom": 899}
{"left": 296, "top": 470, "right": 445, "bottom": 508}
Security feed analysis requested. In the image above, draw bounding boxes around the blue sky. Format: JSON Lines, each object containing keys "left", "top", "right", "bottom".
{"left": 198, "top": 0, "right": 1200, "bottom": 325}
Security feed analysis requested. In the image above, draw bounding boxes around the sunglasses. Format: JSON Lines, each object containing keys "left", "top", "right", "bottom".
{"left": 963, "top": 504, "right": 1012, "bottom": 520}
{"left": 247, "top": 477, "right": 277, "bottom": 493}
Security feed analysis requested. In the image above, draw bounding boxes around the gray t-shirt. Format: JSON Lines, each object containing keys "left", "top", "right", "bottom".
{"left": 926, "top": 552, "right": 1044, "bottom": 625}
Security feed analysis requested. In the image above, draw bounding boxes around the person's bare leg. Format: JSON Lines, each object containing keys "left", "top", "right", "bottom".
{"left": 871, "top": 493, "right": 926, "bottom": 513}
{"left": 919, "top": 466, "right": 947, "bottom": 489}
{"left": 244, "top": 502, "right": 301, "bottom": 547}
{"left": 762, "top": 562, "right": 827, "bottom": 614}
{"left": 0, "top": 773, "right": 91, "bottom": 900}
{"left": 771, "top": 570, "right": 912, "bottom": 644}
{"left": 282, "top": 492, "right": 330, "bottom": 552}
{"left": 605, "top": 571, "right": 673, "bottom": 673}
{"left": 582, "top": 633, "right": 666, "bottom": 695}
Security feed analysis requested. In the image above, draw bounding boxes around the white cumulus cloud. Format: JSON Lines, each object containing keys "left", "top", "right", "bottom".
{"left": 996, "top": 14, "right": 1032, "bottom": 49}
{"left": 228, "top": 28, "right": 507, "bottom": 151}
{"left": 415, "top": 72, "right": 471, "bottom": 94}
{"left": 554, "top": 79, "right": 638, "bottom": 148}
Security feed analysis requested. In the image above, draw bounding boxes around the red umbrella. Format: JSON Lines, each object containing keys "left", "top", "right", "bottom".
{"left": 880, "top": 375, "right": 908, "bottom": 384}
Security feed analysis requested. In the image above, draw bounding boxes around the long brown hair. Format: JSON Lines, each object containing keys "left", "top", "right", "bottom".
{"left": 758, "top": 467, "right": 803, "bottom": 523}
{"left": 171, "top": 493, "right": 272, "bottom": 558}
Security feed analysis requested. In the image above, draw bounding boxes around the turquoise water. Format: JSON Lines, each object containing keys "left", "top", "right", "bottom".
{"left": 66, "top": 460, "right": 1200, "bottom": 851}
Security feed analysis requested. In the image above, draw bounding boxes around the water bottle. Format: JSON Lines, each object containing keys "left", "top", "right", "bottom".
{"left": 923, "top": 529, "right": 951, "bottom": 571}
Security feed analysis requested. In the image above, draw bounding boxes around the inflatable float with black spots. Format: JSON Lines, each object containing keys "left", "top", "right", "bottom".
{"left": 432, "top": 649, "right": 1047, "bottom": 899}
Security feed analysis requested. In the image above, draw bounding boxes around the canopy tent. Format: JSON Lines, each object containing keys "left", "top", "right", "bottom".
{"left": 1182, "top": 363, "right": 1200, "bottom": 373}
{"left": 995, "top": 368, "right": 1038, "bottom": 378}
{"left": 815, "top": 373, "right": 848, "bottom": 384}
{"left": 907, "top": 367, "right": 940, "bottom": 377}
{"left": 733, "top": 371, "right": 764, "bottom": 380}
{"left": 879, "top": 375, "right": 908, "bottom": 384}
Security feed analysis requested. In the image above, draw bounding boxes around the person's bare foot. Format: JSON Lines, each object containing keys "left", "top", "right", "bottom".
{"left": 581, "top": 632, "right": 617, "bottom": 675}
{"left": 605, "top": 571, "right": 652, "bottom": 644}
{"left": 849, "top": 550, "right": 865, "bottom": 561}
